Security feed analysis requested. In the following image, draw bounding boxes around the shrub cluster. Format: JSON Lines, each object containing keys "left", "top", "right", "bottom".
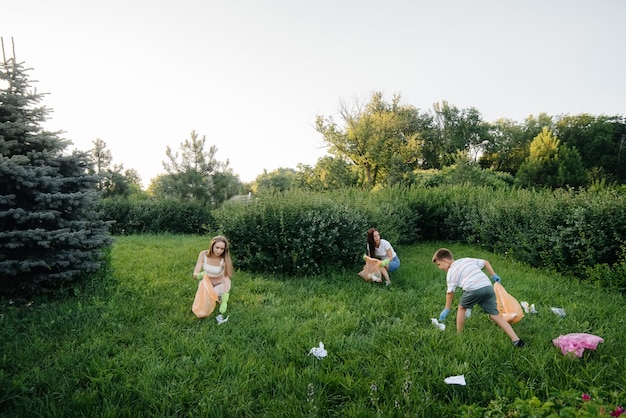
{"left": 351, "top": 185, "right": 625, "bottom": 289}
{"left": 455, "top": 187, "right": 626, "bottom": 278}
{"left": 98, "top": 197, "right": 213, "bottom": 235}
{"left": 100, "top": 186, "right": 626, "bottom": 289}
{"left": 212, "top": 191, "right": 368, "bottom": 277}
{"left": 461, "top": 388, "right": 625, "bottom": 417}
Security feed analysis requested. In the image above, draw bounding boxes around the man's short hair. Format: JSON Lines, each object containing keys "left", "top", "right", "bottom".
{"left": 432, "top": 248, "right": 453, "bottom": 263}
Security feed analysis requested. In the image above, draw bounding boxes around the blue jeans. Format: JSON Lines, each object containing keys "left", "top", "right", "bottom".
{"left": 388, "top": 256, "right": 400, "bottom": 273}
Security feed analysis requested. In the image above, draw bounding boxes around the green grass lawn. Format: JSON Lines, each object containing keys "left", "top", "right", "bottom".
{"left": 1, "top": 234, "right": 625, "bottom": 417}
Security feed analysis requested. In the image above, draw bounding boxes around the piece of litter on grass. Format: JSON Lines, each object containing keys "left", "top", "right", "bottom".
{"left": 521, "top": 302, "right": 538, "bottom": 314}
{"left": 430, "top": 318, "right": 446, "bottom": 331}
{"left": 465, "top": 308, "right": 472, "bottom": 319}
{"left": 216, "top": 314, "right": 229, "bottom": 325}
{"left": 444, "top": 375, "right": 466, "bottom": 385}
{"left": 552, "top": 333, "right": 604, "bottom": 358}
{"left": 309, "top": 342, "right": 327, "bottom": 359}
{"left": 551, "top": 307, "right": 566, "bottom": 317}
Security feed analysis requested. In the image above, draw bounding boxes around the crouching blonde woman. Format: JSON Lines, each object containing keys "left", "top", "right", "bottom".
{"left": 192, "top": 235, "right": 233, "bottom": 323}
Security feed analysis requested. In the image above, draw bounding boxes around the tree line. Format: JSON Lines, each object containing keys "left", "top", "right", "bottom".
{"left": 96, "top": 91, "right": 625, "bottom": 201}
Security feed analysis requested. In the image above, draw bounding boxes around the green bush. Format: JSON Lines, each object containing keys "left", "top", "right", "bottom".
{"left": 461, "top": 388, "right": 625, "bottom": 417}
{"left": 584, "top": 245, "right": 626, "bottom": 292}
{"left": 99, "top": 197, "right": 213, "bottom": 235}
{"left": 343, "top": 187, "right": 420, "bottom": 245}
{"left": 461, "top": 188, "right": 626, "bottom": 277}
{"left": 213, "top": 191, "right": 368, "bottom": 276}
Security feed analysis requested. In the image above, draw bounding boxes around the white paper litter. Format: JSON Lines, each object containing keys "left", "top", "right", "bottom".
{"left": 216, "top": 314, "right": 229, "bottom": 325}
{"left": 444, "top": 375, "right": 466, "bottom": 385}
{"left": 430, "top": 318, "right": 446, "bottom": 331}
{"left": 309, "top": 342, "right": 327, "bottom": 359}
{"left": 551, "top": 307, "right": 566, "bottom": 317}
{"left": 521, "top": 301, "right": 537, "bottom": 314}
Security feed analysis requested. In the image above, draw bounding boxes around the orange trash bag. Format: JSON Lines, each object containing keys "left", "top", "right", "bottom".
{"left": 493, "top": 282, "right": 525, "bottom": 324}
{"left": 192, "top": 275, "right": 220, "bottom": 318}
{"left": 358, "top": 255, "right": 383, "bottom": 282}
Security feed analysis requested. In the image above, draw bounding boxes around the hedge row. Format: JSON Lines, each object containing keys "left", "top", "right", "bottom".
{"left": 99, "top": 187, "right": 626, "bottom": 289}
{"left": 98, "top": 197, "right": 213, "bottom": 235}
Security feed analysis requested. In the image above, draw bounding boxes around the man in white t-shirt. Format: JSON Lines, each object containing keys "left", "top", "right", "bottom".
{"left": 432, "top": 248, "right": 525, "bottom": 348}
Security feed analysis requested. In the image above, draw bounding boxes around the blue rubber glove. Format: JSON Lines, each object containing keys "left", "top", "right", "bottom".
{"left": 491, "top": 274, "right": 501, "bottom": 283}
{"left": 439, "top": 308, "right": 450, "bottom": 321}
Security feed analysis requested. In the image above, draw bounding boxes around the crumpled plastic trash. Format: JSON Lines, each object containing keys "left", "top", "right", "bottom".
{"left": 430, "top": 318, "right": 446, "bottom": 331}
{"left": 309, "top": 342, "right": 327, "bottom": 359}
{"left": 444, "top": 375, "right": 466, "bottom": 385}
{"left": 551, "top": 307, "right": 566, "bottom": 317}
{"left": 520, "top": 301, "right": 537, "bottom": 314}
{"left": 368, "top": 273, "right": 382, "bottom": 282}
{"left": 552, "top": 333, "right": 604, "bottom": 358}
{"left": 216, "top": 314, "right": 229, "bottom": 325}
{"left": 465, "top": 308, "right": 472, "bottom": 319}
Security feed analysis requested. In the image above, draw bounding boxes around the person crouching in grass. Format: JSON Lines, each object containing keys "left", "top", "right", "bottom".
{"left": 432, "top": 248, "right": 525, "bottom": 348}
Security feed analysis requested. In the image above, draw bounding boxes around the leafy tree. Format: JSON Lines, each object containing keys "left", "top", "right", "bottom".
{"left": 555, "top": 114, "right": 626, "bottom": 183}
{"left": 254, "top": 167, "right": 298, "bottom": 193}
{"left": 88, "top": 138, "right": 143, "bottom": 198}
{"left": 384, "top": 153, "right": 418, "bottom": 188}
{"left": 91, "top": 138, "right": 112, "bottom": 191}
{"left": 516, "top": 127, "right": 587, "bottom": 189}
{"left": 523, "top": 113, "right": 555, "bottom": 135}
{"left": 481, "top": 114, "right": 560, "bottom": 178}
{"left": 211, "top": 169, "right": 245, "bottom": 204}
{"left": 296, "top": 157, "right": 359, "bottom": 191}
{"left": 0, "top": 44, "right": 112, "bottom": 295}
{"left": 480, "top": 118, "right": 530, "bottom": 175}
{"left": 158, "top": 130, "right": 241, "bottom": 204}
{"left": 427, "top": 101, "right": 490, "bottom": 168}
{"left": 434, "top": 151, "right": 515, "bottom": 189}
{"left": 315, "top": 92, "right": 426, "bottom": 188}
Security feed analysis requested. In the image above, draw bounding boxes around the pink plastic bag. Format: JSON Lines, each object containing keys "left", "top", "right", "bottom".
{"left": 552, "top": 333, "right": 604, "bottom": 358}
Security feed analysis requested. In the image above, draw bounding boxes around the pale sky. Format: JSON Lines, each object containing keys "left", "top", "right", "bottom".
{"left": 3, "top": 0, "right": 625, "bottom": 187}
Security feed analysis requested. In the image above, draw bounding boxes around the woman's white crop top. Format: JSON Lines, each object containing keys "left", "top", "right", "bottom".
{"left": 203, "top": 254, "right": 225, "bottom": 276}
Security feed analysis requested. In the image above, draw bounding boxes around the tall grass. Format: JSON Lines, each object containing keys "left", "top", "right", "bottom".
{"left": 1, "top": 235, "right": 625, "bottom": 416}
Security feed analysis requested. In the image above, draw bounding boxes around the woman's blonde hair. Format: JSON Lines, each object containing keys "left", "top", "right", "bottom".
{"left": 207, "top": 235, "right": 234, "bottom": 278}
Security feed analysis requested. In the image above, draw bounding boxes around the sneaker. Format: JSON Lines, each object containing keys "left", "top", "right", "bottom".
{"left": 513, "top": 339, "right": 525, "bottom": 348}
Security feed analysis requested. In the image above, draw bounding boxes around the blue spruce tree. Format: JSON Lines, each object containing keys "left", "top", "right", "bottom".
{"left": 0, "top": 41, "right": 112, "bottom": 295}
